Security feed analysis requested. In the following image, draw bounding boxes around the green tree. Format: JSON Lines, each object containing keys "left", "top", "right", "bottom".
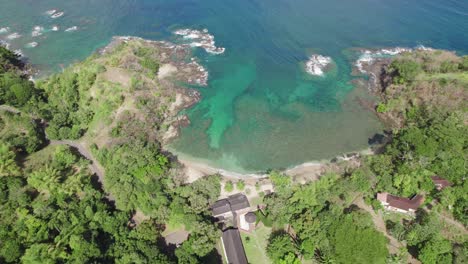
{"left": 390, "top": 59, "right": 421, "bottom": 84}
{"left": 418, "top": 236, "right": 452, "bottom": 264}
{"left": 0, "top": 143, "right": 20, "bottom": 177}
{"left": 267, "top": 233, "right": 298, "bottom": 264}
{"left": 332, "top": 215, "right": 388, "bottom": 264}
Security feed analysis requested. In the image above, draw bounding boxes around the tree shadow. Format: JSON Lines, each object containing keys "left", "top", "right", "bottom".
{"left": 200, "top": 248, "right": 223, "bottom": 264}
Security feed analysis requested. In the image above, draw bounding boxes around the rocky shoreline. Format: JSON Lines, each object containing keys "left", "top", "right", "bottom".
{"left": 100, "top": 36, "right": 213, "bottom": 144}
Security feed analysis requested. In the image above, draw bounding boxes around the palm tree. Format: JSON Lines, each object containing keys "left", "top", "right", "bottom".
{"left": 28, "top": 166, "right": 61, "bottom": 192}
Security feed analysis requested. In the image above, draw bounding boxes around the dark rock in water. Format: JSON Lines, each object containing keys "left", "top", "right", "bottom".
{"left": 368, "top": 133, "right": 386, "bottom": 145}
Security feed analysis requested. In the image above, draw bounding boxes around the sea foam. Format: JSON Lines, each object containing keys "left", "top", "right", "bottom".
{"left": 355, "top": 46, "right": 433, "bottom": 73}
{"left": 173, "top": 28, "right": 225, "bottom": 55}
{"left": 305, "top": 55, "right": 332, "bottom": 76}
{"left": 26, "top": 42, "right": 39, "bottom": 48}
{"left": 7, "top": 33, "right": 21, "bottom": 39}
{"left": 187, "top": 58, "right": 209, "bottom": 86}
{"left": 0, "top": 27, "right": 9, "bottom": 34}
{"left": 32, "top": 26, "right": 45, "bottom": 37}
{"left": 65, "top": 26, "right": 78, "bottom": 32}
{"left": 0, "top": 40, "right": 10, "bottom": 49}
{"left": 14, "top": 49, "right": 23, "bottom": 57}
{"left": 51, "top": 12, "right": 64, "bottom": 19}
{"left": 45, "top": 9, "right": 57, "bottom": 16}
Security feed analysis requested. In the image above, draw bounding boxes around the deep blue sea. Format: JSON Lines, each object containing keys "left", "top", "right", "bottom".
{"left": 1, "top": 0, "right": 467, "bottom": 172}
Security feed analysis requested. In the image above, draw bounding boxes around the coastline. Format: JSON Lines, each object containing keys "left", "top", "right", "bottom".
{"left": 175, "top": 147, "right": 375, "bottom": 182}
{"left": 167, "top": 46, "right": 406, "bottom": 181}
{"left": 9, "top": 36, "right": 408, "bottom": 181}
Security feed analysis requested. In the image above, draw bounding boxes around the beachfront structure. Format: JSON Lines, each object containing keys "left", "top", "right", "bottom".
{"left": 212, "top": 193, "right": 251, "bottom": 221}
{"left": 431, "top": 176, "right": 452, "bottom": 191}
{"left": 377, "top": 192, "right": 424, "bottom": 215}
{"left": 211, "top": 193, "right": 259, "bottom": 232}
{"left": 221, "top": 228, "right": 248, "bottom": 264}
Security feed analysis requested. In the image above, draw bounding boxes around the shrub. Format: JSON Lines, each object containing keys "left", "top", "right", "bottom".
{"left": 376, "top": 103, "right": 388, "bottom": 113}
{"left": 236, "top": 180, "right": 245, "bottom": 191}
{"left": 224, "top": 181, "right": 234, "bottom": 192}
{"left": 390, "top": 59, "right": 421, "bottom": 84}
{"left": 140, "top": 57, "right": 159, "bottom": 74}
{"left": 440, "top": 61, "right": 459, "bottom": 73}
{"left": 459, "top": 56, "right": 468, "bottom": 71}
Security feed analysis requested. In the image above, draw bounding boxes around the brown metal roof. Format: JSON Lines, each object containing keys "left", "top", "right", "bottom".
{"left": 431, "top": 176, "right": 452, "bottom": 190}
{"left": 378, "top": 192, "right": 424, "bottom": 211}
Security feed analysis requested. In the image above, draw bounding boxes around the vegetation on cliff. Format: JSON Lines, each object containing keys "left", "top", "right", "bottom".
{"left": 0, "top": 42, "right": 220, "bottom": 263}
{"left": 258, "top": 50, "right": 467, "bottom": 264}
{"left": 1, "top": 43, "right": 466, "bottom": 264}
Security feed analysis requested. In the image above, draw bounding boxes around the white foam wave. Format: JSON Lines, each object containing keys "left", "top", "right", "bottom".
{"left": 0, "top": 27, "right": 10, "bottom": 34}
{"left": 186, "top": 58, "right": 209, "bottom": 86}
{"left": 0, "top": 40, "right": 10, "bottom": 49}
{"left": 51, "top": 25, "right": 60, "bottom": 31}
{"left": 45, "top": 9, "right": 57, "bottom": 16}
{"left": 51, "top": 12, "right": 64, "bottom": 19}
{"left": 65, "top": 26, "right": 78, "bottom": 32}
{"left": 14, "top": 49, "right": 23, "bottom": 57}
{"left": 305, "top": 54, "right": 332, "bottom": 76}
{"left": 355, "top": 46, "right": 433, "bottom": 73}
{"left": 7, "top": 33, "right": 21, "bottom": 40}
{"left": 26, "top": 42, "right": 39, "bottom": 48}
{"left": 173, "top": 28, "right": 225, "bottom": 55}
{"left": 32, "top": 26, "right": 45, "bottom": 37}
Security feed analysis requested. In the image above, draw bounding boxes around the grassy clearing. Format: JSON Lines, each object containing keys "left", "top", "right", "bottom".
{"left": 23, "top": 145, "right": 58, "bottom": 170}
{"left": 418, "top": 72, "right": 468, "bottom": 86}
{"left": 161, "top": 222, "right": 186, "bottom": 237}
{"left": 241, "top": 224, "right": 272, "bottom": 264}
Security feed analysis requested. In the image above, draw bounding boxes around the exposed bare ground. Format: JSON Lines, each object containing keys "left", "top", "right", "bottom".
{"left": 131, "top": 210, "right": 151, "bottom": 225}
{"left": 164, "top": 230, "right": 190, "bottom": 246}
{"left": 0, "top": 104, "right": 21, "bottom": 114}
{"left": 158, "top": 63, "right": 178, "bottom": 80}
{"left": 100, "top": 66, "right": 132, "bottom": 87}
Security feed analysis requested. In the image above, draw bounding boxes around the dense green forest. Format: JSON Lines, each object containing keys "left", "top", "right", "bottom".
{"left": 0, "top": 44, "right": 222, "bottom": 263}
{"left": 1, "top": 44, "right": 467, "bottom": 264}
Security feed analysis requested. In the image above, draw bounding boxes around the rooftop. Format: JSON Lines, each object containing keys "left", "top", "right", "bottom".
{"left": 431, "top": 176, "right": 452, "bottom": 190}
{"left": 377, "top": 192, "right": 424, "bottom": 211}
{"left": 221, "top": 229, "right": 248, "bottom": 264}
{"left": 212, "top": 193, "right": 250, "bottom": 216}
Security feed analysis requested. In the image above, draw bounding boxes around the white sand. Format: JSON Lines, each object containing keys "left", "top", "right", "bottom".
{"left": 179, "top": 157, "right": 329, "bottom": 184}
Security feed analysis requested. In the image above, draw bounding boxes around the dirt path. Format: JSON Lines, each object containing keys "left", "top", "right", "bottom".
{"left": 424, "top": 206, "right": 467, "bottom": 234}
{"left": 354, "top": 196, "right": 421, "bottom": 264}
{"left": 437, "top": 212, "right": 467, "bottom": 233}
{"left": 354, "top": 197, "right": 401, "bottom": 252}
{"left": 0, "top": 104, "right": 21, "bottom": 114}
{"left": 49, "top": 139, "right": 114, "bottom": 201}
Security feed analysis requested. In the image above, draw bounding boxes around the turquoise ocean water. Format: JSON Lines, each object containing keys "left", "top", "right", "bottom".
{"left": 1, "top": 0, "right": 467, "bottom": 172}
